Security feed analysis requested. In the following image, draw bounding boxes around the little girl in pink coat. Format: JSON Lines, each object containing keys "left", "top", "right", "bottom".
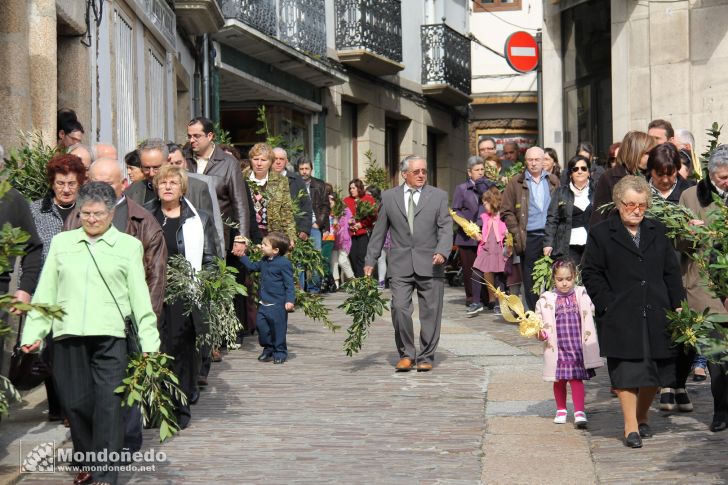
{"left": 536, "top": 259, "right": 602, "bottom": 428}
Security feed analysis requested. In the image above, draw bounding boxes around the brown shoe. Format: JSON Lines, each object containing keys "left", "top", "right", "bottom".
{"left": 211, "top": 349, "right": 223, "bottom": 362}
{"left": 74, "top": 471, "right": 93, "bottom": 484}
{"left": 395, "top": 358, "right": 414, "bottom": 372}
{"left": 416, "top": 362, "right": 433, "bottom": 372}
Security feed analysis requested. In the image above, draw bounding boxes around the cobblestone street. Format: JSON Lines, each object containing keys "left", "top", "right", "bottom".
{"left": 3, "top": 287, "right": 728, "bottom": 484}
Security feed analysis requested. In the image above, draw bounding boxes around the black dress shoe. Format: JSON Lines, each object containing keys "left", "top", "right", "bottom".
{"left": 258, "top": 352, "right": 273, "bottom": 362}
{"left": 624, "top": 432, "right": 642, "bottom": 448}
{"left": 638, "top": 423, "right": 653, "bottom": 438}
{"left": 273, "top": 358, "right": 286, "bottom": 364}
{"left": 710, "top": 421, "right": 727, "bottom": 432}
{"left": 189, "top": 389, "right": 199, "bottom": 405}
{"left": 197, "top": 376, "right": 208, "bottom": 387}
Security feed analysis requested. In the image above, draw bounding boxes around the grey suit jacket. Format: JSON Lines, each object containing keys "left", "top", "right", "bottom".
{"left": 365, "top": 184, "right": 453, "bottom": 278}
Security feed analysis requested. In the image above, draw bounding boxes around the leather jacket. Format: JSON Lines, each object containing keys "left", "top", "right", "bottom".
{"left": 308, "top": 177, "right": 330, "bottom": 231}
{"left": 64, "top": 198, "right": 168, "bottom": 324}
{"left": 144, "top": 198, "right": 217, "bottom": 269}
{"left": 185, "top": 144, "right": 250, "bottom": 245}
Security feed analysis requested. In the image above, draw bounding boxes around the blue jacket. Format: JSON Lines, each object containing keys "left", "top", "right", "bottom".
{"left": 240, "top": 255, "right": 295, "bottom": 305}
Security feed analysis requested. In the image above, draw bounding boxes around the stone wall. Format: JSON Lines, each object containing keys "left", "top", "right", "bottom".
{"left": 612, "top": 0, "right": 728, "bottom": 151}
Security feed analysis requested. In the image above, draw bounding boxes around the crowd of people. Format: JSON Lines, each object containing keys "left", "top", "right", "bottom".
{"left": 3, "top": 107, "right": 728, "bottom": 485}
{"left": 454, "top": 119, "right": 728, "bottom": 449}
{"left": 3, "top": 109, "right": 401, "bottom": 485}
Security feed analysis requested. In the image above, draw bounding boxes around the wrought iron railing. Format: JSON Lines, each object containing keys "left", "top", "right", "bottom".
{"left": 334, "top": 0, "right": 402, "bottom": 63}
{"left": 219, "top": 0, "right": 326, "bottom": 57}
{"left": 421, "top": 24, "right": 471, "bottom": 95}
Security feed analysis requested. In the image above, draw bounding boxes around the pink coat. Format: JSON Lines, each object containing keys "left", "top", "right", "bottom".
{"left": 535, "top": 286, "right": 603, "bottom": 382}
{"left": 476, "top": 212, "right": 508, "bottom": 258}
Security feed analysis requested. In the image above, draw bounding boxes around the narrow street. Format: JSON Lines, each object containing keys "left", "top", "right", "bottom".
{"left": 4, "top": 286, "right": 728, "bottom": 484}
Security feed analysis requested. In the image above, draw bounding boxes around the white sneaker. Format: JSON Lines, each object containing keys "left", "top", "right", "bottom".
{"left": 553, "top": 409, "right": 567, "bottom": 424}
{"left": 574, "top": 411, "right": 588, "bottom": 429}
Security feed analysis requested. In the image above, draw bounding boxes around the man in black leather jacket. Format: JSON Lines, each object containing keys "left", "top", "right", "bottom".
{"left": 184, "top": 117, "right": 250, "bottom": 246}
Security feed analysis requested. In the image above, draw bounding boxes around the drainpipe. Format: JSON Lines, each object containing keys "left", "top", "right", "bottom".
{"left": 202, "top": 34, "right": 210, "bottom": 118}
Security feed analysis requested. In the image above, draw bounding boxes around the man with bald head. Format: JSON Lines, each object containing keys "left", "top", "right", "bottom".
{"left": 93, "top": 143, "right": 118, "bottom": 160}
{"left": 501, "top": 146, "right": 560, "bottom": 309}
{"left": 69, "top": 143, "right": 93, "bottom": 169}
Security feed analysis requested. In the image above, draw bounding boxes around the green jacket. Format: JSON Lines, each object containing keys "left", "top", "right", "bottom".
{"left": 21, "top": 226, "right": 160, "bottom": 353}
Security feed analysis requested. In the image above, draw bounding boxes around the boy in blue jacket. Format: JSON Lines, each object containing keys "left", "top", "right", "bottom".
{"left": 236, "top": 231, "right": 295, "bottom": 364}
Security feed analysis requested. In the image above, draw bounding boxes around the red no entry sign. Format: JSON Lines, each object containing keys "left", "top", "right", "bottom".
{"left": 504, "top": 31, "right": 539, "bottom": 73}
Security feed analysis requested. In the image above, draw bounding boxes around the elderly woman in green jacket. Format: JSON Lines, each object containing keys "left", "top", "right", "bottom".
{"left": 21, "top": 182, "right": 160, "bottom": 485}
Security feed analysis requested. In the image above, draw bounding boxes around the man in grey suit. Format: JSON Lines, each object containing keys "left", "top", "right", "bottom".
{"left": 364, "top": 155, "right": 453, "bottom": 372}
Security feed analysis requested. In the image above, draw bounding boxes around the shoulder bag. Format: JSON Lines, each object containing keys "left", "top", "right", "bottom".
{"left": 8, "top": 315, "right": 52, "bottom": 390}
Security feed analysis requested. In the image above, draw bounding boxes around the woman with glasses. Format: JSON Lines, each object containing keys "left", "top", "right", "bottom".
{"left": 582, "top": 176, "right": 685, "bottom": 448}
{"left": 27, "top": 153, "right": 86, "bottom": 423}
{"left": 21, "top": 182, "right": 160, "bottom": 485}
{"left": 144, "top": 165, "right": 217, "bottom": 428}
{"left": 543, "top": 155, "right": 594, "bottom": 264}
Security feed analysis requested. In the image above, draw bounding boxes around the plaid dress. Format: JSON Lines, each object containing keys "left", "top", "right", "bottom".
{"left": 555, "top": 290, "right": 596, "bottom": 380}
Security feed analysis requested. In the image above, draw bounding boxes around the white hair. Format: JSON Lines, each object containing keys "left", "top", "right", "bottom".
{"left": 399, "top": 154, "right": 426, "bottom": 173}
{"left": 674, "top": 128, "right": 695, "bottom": 148}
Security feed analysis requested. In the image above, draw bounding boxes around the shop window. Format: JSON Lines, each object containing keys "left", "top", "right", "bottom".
{"left": 473, "top": 0, "right": 522, "bottom": 12}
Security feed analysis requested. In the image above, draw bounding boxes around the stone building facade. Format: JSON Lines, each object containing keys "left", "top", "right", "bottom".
{"left": 542, "top": 0, "right": 728, "bottom": 163}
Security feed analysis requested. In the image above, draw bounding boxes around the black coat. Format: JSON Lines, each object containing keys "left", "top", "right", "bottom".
{"left": 582, "top": 214, "right": 685, "bottom": 360}
{"left": 543, "top": 181, "right": 595, "bottom": 259}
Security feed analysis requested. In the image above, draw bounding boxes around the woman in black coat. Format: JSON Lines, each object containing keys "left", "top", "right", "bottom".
{"left": 543, "top": 155, "right": 594, "bottom": 263}
{"left": 582, "top": 175, "right": 685, "bottom": 449}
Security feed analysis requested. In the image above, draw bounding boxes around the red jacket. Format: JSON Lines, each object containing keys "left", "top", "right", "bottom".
{"left": 344, "top": 194, "right": 377, "bottom": 237}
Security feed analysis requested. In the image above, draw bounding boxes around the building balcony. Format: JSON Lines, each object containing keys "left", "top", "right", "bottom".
{"left": 335, "top": 0, "right": 403, "bottom": 76}
{"left": 421, "top": 24, "right": 471, "bottom": 106}
{"left": 216, "top": 0, "right": 347, "bottom": 87}
{"left": 174, "top": 0, "right": 224, "bottom": 35}
{"left": 127, "top": 0, "right": 177, "bottom": 50}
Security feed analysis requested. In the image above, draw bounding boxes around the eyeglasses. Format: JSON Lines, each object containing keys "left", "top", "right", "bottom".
{"left": 571, "top": 166, "right": 589, "bottom": 173}
{"left": 408, "top": 169, "right": 428, "bottom": 175}
{"left": 159, "top": 180, "right": 180, "bottom": 188}
{"left": 141, "top": 165, "right": 162, "bottom": 173}
{"left": 621, "top": 201, "right": 648, "bottom": 211}
{"left": 186, "top": 133, "right": 207, "bottom": 140}
{"left": 80, "top": 210, "right": 109, "bottom": 220}
{"left": 54, "top": 180, "right": 79, "bottom": 190}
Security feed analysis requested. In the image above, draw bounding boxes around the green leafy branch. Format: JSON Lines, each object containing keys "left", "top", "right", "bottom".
{"left": 114, "top": 353, "right": 186, "bottom": 442}
{"left": 700, "top": 122, "right": 722, "bottom": 180}
{"left": 213, "top": 122, "right": 232, "bottom": 146}
{"left": 354, "top": 199, "right": 377, "bottom": 222}
{"left": 531, "top": 254, "right": 554, "bottom": 296}
{"left": 363, "top": 150, "right": 390, "bottom": 190}
{"left": 340, "top": 277, "right": 389, "bottom": 356}
{"left": 255, "top": 105, "right": 304, "bottom": 155}
{"left": 667, "top": 302, "right": 728, "bottom": 361}
{"left": 4, "top": 131, "right": 58, "bottom": 201}
{"left": 165, "top": 255, "right": 247, "bottom": 350}
{"left": 294, "top": 288, "right": 339, "bottom": 332}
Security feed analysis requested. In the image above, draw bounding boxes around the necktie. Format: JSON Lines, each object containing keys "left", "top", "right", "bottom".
{"left": 408, "top": 188, "right": 416, "bottom": 233}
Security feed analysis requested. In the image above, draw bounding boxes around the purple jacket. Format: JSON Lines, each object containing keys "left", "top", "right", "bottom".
{"left": 334, "top": 208, "right": 353, "bottom": 253}
{"left": 452, "top": 179, "right": 481, "bottom": 246}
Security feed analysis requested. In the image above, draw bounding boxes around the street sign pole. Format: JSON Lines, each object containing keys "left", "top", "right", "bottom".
{"left": 536, "top": 32, "right": 543, "bottom": 148}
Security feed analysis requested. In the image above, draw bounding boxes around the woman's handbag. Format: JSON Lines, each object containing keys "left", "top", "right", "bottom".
{"left": 8, "top": 315, "right": 52, "bottom": 390}
{"left": 84, "top": 243, "right": 141, "bottom": 354}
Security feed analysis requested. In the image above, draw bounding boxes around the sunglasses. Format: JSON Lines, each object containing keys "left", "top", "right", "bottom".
{"left": 571, "top": 166, "right": 589, "bottom": 173}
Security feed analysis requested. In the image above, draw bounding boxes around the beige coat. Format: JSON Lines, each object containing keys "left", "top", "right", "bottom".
{"left": 678, "top": 180, "right": 725, "bottom": 314}
{"left": 535, "top": 287, "right": 603, "bottom": 381}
